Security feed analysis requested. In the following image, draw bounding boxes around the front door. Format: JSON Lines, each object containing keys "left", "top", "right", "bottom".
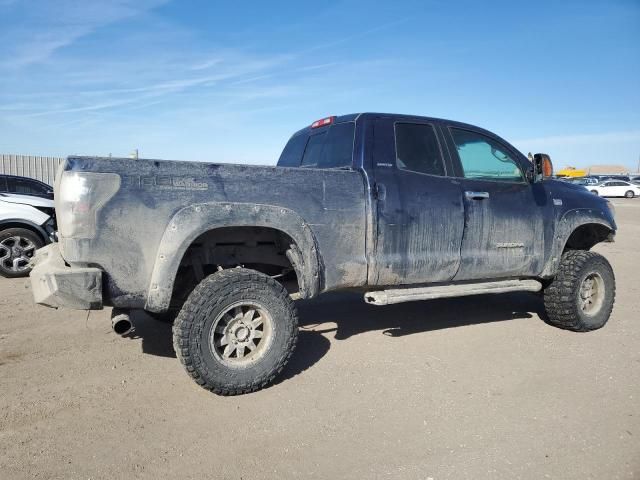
{"left": 369, "top": 118, "right": 465, "bottom": 286}
{"left": 444, "top": 126, "right": 550, "bottom": 280}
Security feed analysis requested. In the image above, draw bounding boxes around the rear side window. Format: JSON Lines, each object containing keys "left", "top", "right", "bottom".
{"left": 450, "top": 128, "right": 524, "bottom": 182}
{"left": 0, "top": 176, "right": 7, "bottom": 192}
{"left": 8, "top": 177, "right": 49, "bottom": 195}
{"left": 394, "top": 123, "right": 445, "bottom": 176}
{"left": 278, "top": 133, "right": 308, "bottom": 167}
{"left": 300, "top": 122, "right": 355, "bottom": 169}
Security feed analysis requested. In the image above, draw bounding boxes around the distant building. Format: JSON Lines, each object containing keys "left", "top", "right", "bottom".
{"left": 0, "top": 154, "right": 64, "bottom": 185}
{"left": 587, "top": 165, "right": 629, "bottom": 175}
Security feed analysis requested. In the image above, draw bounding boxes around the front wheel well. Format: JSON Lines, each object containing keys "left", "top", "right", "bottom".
{"left": 563, "top": 223, "right": 613, "bottom": 252}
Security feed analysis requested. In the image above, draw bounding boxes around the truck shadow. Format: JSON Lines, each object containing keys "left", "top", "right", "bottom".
{"left": 125, "top": 291, "right": 546, "bottom": 383}
{"left": 295, "top": 291, "right": 546, "bottom": 339}
{"left": 280, "top": 290, "right": 545, "bottom": 383}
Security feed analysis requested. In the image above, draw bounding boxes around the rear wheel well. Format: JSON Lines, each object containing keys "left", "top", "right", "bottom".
{"left": 168, "top": 226, "right": 302, "bottom": 310}
{"left": 564, "top": 223, "right": 612, "bottom": 252}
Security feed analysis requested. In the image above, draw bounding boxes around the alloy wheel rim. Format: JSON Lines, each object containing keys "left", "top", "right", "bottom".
{"left": 579, "top": 272, "right": 605, "bottom": 315}
{"left": 0, "top": 236, "right": 36, "bottom": 273}
{"left": 209, "top": 301, "right": 274, "bottom": 367}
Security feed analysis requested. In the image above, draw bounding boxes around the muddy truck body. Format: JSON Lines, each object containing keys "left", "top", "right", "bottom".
{"left": 30, "top": 113, "right": 617, "bottom": 395}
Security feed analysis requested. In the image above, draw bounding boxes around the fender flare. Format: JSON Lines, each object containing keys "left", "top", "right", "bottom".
{"left": 144, "top": 202, "right": 322, "bottom": 312}
{"left": 540, "top": 208, "right": 615, "bottom": 278}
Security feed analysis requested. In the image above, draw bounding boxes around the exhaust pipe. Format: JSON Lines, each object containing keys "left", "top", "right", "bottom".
{"left": 111, "top": 308, "right": 134, "bottom": 336}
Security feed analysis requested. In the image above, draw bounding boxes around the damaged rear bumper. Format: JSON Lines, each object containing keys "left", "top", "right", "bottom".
{"left": 29, "top": 243, "right": 103, "bottom": 310}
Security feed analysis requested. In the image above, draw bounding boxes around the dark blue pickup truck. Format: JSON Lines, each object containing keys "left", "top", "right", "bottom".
{"left": 30, "top": 113, "right": 617, "bottom": 395}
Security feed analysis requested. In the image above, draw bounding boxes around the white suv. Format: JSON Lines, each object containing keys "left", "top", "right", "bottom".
{"left": 0, "top": 193, "right": 56, "bottom": 277}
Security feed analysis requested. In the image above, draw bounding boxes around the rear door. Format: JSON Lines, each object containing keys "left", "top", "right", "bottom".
{"left": 616, "top": 181, "right": 632, "bottom": 196}
{"left": 369, "top": 117, "right": 465, "bottom": 285}
{"left": 600, "top": 181, "right": 619, "bottom": 196}
{"left": 443, "top": 126, "right": 550, "bottom": 280}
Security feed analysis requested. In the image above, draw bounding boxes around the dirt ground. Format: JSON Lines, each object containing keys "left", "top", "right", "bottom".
{"left": 1, "top": 199, "right": 638, "bottom": 480}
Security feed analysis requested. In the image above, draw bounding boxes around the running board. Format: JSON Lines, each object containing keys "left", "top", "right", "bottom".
{"left": 364, "top": 279, "right": 542, "bottom": 306}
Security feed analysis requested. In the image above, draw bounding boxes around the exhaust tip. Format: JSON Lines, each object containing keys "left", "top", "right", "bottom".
{"left": 111, "top": 309, "right": 134, "bottom": 336}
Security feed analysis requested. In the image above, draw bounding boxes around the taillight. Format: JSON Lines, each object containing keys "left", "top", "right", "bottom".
{"left": 311, "top": 116, "right": 335, "bottom": 129}
{"left": 56, "top": 171, "right": 121, "bottom": 239}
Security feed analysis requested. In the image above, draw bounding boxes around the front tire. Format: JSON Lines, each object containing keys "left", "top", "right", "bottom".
{"left": 173, "top": 268, "right": 298, "bottom": 395}
{"left": 0, "top": 228, "right": 44, "bottom": 278}
{"left": 543, "top": 250, "right": 615, "bottom": 332}
{"left": 624, "top": 190, "right": 635, "bottom": 198}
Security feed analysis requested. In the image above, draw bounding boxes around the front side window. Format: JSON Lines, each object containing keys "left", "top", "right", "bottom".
{"left": 395, "top": 123, "right": 445, "bottom": 176}
{"left": 0, "top": 176, "right": 7, "bottom": 192}
{"left": 450, "top": 128, "right": 524, "bottom": 182}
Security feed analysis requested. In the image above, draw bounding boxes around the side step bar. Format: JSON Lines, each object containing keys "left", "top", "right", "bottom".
{"left": 364, "top": 279, "right": 542, "bottom": 306}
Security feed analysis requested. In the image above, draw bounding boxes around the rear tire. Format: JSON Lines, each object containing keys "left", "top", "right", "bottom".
{"left": 0, "top": 228, "right": 44, "bottom": 278}
{"left": 543, "top": 250, "right": 615, "bottom": 332}
{"left": 173, "top": 268, "right": 298, "bottom": 395}
{"left": 590, "top": 190, "right": 599, "bottom": 195}
{"left": 624, "top": 190, "right": 634, "bottom": 198}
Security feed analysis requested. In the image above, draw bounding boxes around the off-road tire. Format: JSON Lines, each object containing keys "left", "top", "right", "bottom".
{"left": 543, "top": 250, "right": 615, "bottom": 332}
{"left": 0, "top": 228, "right": 44, "bottom": 278}
{"left": 172, "top": 268, "right": 298, "bottom": 395}
{"left": 624, "top": 190, "right": 635, "bottom": 198}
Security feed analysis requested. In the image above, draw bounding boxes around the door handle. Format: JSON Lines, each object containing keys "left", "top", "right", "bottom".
{"left": 465, "top": 191, "right": 490, "bottom": 200}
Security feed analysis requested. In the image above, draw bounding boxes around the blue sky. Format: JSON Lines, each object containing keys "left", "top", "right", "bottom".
{"left": 1, "top": 0, "right": 639, "bottom": 170}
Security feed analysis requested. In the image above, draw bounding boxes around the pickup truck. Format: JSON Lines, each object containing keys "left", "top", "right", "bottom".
{"left": 29, "top": 113, "right": 617, "bottom": 395}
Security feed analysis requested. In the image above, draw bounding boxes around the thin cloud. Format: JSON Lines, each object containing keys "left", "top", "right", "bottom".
{"left": 0, "top": 0, "right": 171, "bottom": 68}
{"left": 300, "top": 17, "right": 411, "bottom": 54}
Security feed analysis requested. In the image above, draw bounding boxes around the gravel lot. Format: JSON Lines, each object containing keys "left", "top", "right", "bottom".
{"left": 1, "top": 198, "right": 638, "bottom": 480}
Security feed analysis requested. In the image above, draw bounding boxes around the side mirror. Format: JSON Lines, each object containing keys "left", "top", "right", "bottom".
{"left": 532, "top": 153, "right": 553, "bottom": 182}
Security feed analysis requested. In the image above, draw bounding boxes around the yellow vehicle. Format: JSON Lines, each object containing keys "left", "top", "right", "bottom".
{"left": 557, "top": 167, "right": 587, "bottom": 178}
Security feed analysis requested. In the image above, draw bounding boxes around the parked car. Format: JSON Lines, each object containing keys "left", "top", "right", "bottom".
{"left": 0, "top": 193, "right": 56, "bottom": 277}
{"left": 565, "top": 177, "right": 599, "bottom": 186}
{"left": 0, "top": 174, "right": 54, "bottom": 200}
{"left": 598, "top": 175, "right": 631, "bottom": 183}
{"left": 29, "top": 113, "right": 617, "bottom": 395}
{"left": 588, "top": 180, "right": 640, "bottom": 198}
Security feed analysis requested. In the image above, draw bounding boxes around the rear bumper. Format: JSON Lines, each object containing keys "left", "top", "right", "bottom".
{"left": 29, "top": 243, "right": 103, "bottom": 310}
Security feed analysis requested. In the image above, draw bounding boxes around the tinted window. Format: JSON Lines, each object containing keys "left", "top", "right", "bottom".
{"left": 0, "top": 176, "right": 7, "bottom": 192}
{"left": 8, "top": 177, "right": 49, "bottom": 195}
{"left": 300, "top": 122, "right": 355, "bottom": 168}
{"left": 450, "top": 128, "right": 524, "bottom": 182}
{"left": 277, "top": 133, "right": 308, "bottom": 167}
{"left": 395, "top": 123, "right": 445, "bottom": 176}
